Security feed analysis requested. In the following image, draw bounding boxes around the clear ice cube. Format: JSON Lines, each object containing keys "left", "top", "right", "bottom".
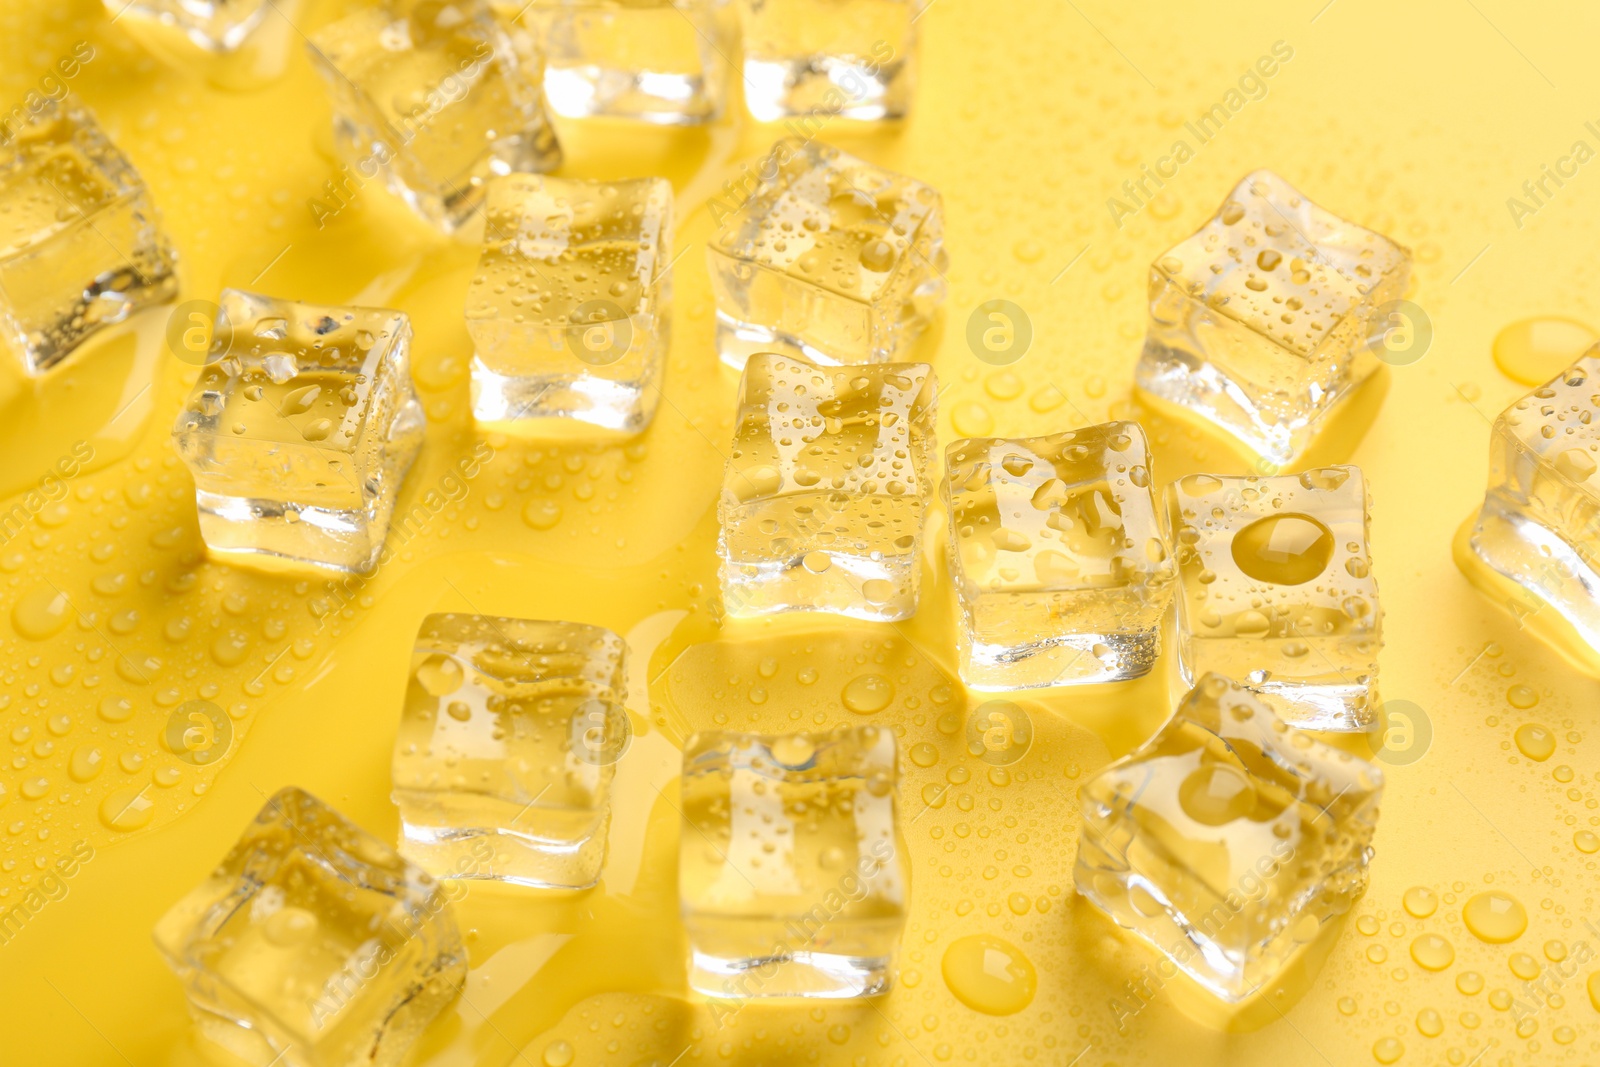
{"left": 171, "top": 289, "right": 425, "bottom": 574}
{"left": 516, "top": 0, "right": 736, "bottom": 124}
{"left": 104, "top": 0, "right": 308, "bottom": 88}
{"left": 1468, "top": 351, "right": 1600, "bottom": 655}
{"left": 465, "top": 173, "right": 673, "bottom": 433}
{"left": 392, "top": 613, "right": 628, "bottom": 889}
{"left": 718, "top": 352, "right": 936, "bottom": 621}
{"left": 1165, "top": 466, "right": 1381, "bottom": 731}
{"left": 679, "top": 725, "right": 907, "bottom": 998}
{"left": 1074, "top": 673, "right": 1384, "bottom": 1003}
{"left": 739, "top": 0, "right": 921, "bottom": 122}
{"left": 1136, "top": 170, "right": 1410, "bottom": 466}
{"left": 943, "top": 421, "right": 1175, "bottom": 690}
{"left": 0, "top": 94, "right": 178, "bottom": 375}
{"left": 153, "top": 787, "right": 468, "bottom": 1067}
{"left": 707, "top": 138, "right": 946, "bottom": 369}
{"left": 307, "top": 0, "right": 562, "bottom": 233}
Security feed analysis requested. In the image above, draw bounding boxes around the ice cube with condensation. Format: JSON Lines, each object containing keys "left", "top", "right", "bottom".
{"left": 1467, "top": 350, "right": 1600, "bottom": 659}
{"left": 465, "top": 173, "right": 673, "bottom": 433}
{"left": 1074, "top": 673, "right": 1384, "bottom": 1003}
{"left": 153, "top": 787, "right": 467, "bottom": 1067}
{"left": 707, "top": 138, "right": 946, "bottom": 369}
{"left": 306, "top": 0, "right": 561, "bottom": 233}
{"left": 942, "top": 421, "right": 1175, "bottom": 690}
{"left": 392, "top": 613, "right": 628, "bottom": 889}
{"left": 1136, "top": 170, "right": 1410, "bottom": 466}
{"left": 102, "top": 0, "right": 309, "bottom": 88}
{"left": 739, "top": 0, "right": 922, "bottom": 122}
{"left": 513, "top": 0, "right": 737, "bottom": 124}
{"left": 171, "top": 289, "right": 425, "bottom": 574}
{"left": 1165, "top": 466, "right": 1381, "bottom": 731}
{"left": 718, "top": 352, "right": 936, "bottom": 621}
{"left": 0, "top": 94, "right": 178, "bottom": 375}
{"left": 679, "top": 725, "right": 907, "bottom": 999}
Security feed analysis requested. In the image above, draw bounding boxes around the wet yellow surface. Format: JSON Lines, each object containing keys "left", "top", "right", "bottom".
{"left": 3, "top": 1, "right": 1600, "bottom": 1064}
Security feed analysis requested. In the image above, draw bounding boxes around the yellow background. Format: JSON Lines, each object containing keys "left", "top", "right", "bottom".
{"left": 1, "top": 0, "right": 1598, "bottom": 1064}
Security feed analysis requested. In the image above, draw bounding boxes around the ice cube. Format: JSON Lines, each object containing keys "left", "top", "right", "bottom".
{"left": 307, "top": 0, "right": 562, "bottom": 233}
{"left": 0, "top": 95, "right": 178, "bottom": 375}
{"left": 707, "top": 138, "right": 946, "bottom": 369}
{"left": 679, "top": 725, "right": 907, "bottom": 998}
{"left": 171, "top": 289, "right": 425, "bottom": 574}
{"left": 1467, "top": 351, "right": 1600, "bottom": 656}
{"left": 465, "top": 173, "right": 674, "bottom": 433}
{"left": 392, "top": 613, "right": 628, "bottom": 889}
{"left": 1165, "top": 466, "right": 1381, "bottom": 731}
{"left": 103, "top": 0, "right": 308, "bottom": 88}
{"left": 514, "top": 0, "right": 737, "bottom": 123}
{"left": 153, "top": 787, "right": 467, "bottom": 1067}
{"left": 739, "top": 0, "right": 921, "bottom": 122}
{"left": 1136, "top": 170, "right": 1410, "bottom": 466}
{"left": 719, "top": 352, "right": 936, "bottom": 621}
{"left": 943, "top": 421, "right": 1175, "bottom": 690}
{"left": 1074, "top": 673, "right": 1384, "bottom": 1003}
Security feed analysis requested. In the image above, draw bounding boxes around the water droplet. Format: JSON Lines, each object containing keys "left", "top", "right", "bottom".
{"left": 99, "top": 787, "right": 154, "bottom": 831}
{"left": 1372, "top": 1036, "right": 1404, "bottom": 1063}
{"left": 951, "top": 401, "right": 994, "bottom": 438}
{"left": 842, "top": 674, "right": 893, "bottom": 714}
{"left": 1462, "top": 891, "right": 1527, "bottom": 943}
{"left": 523, "top": 500, "right": 562, "bottom": 530}
{"left": 1492, "top": 317, "right": 1597, "bottom": 385}
{"left": 11, "top": 588, "right": 71, "bottom": 640}
{"left": 1506, "top": 684, "right": 1539, "bottom": 709}
{"left": 542, "top": 1039, "right": 574, "bottom": 1067}
{"left": 1415, "top": 1008, "right": 1443, "bottom": 1038}
{"left": 941, "top": 935, "right": 1036, "bottom": 1015}
{"left": 1411, "top": 933, "right": 1454, "bottom": 971}
{"left": 1402, "top": 886, "right": 1438, "bottom": 918}
{"left": 1513, "top": 723, "right": 1555, "bottom": 760}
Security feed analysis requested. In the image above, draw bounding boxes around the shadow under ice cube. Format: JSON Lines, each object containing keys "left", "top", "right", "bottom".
{"left": 171, "top": 289, "right": 425, "bottom": 574}
{"left": 392, "top": 612, "right": 628, "bottom": 889}
{"left": 718, "top": 353, "right": 936, "bottom": 621}
{"left": 153, "top": 787, "right": 467, "bottom": 1067}
{"left": 1074, "top": 674, "right": 1383, "bottom": 1003}
{"left": 680, "top": 725, "right": 907, "bottom": 998}
{"left": 1136, "top": 169, "right": 1410, "bottom": 466}
{"left": 943, "top": 421, "right": 1175, "bottom": 690}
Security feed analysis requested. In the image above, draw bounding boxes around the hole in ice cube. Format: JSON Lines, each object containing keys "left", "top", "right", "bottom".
{"left": 1230, "top": 513, "right": 1334, "bottom": 586}
{"left": 1177, "top": 763, "right": 1256, "bottom": 826}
